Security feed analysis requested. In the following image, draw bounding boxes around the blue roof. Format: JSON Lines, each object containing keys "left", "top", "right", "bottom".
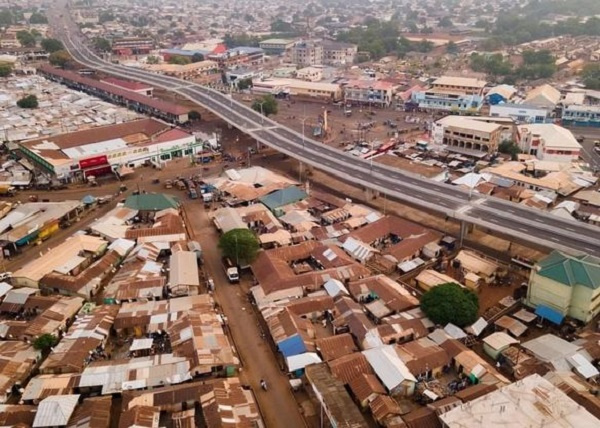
{"left": 162, "top": 48, "right": 212, "bottom": 57}
{"left": 535, "top": 304, "right": 564, "bottom": 325}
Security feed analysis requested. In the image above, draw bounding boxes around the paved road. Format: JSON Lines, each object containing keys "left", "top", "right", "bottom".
{"left": 47, "top": 4, "right": 600, "bottom": 258}
{"left": 181, "top": 201, "right": 306, "bottom": 428}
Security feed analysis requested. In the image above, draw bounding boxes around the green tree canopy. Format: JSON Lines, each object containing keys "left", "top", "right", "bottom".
{"left": 191, "top": 53, "right": 205, "bottom": 63}
{"left": 188, "top": 110, "right": 201, "bottom": 121}
{"left": 223, "top": 33, "right": 260, "bottom": 48}
{"left": 146, "top": 55, "right": 160, "bottom": 64}
{"left": 29, "top": 11, "right": 48, "bottom": 24}
{"left": 252, "top": 94, "right": 278, "bottom": 116}
{"left": 93, "top": 37, "right": 111, "bottom": 52}
{"left": 438, "top": 16, "right": 453, "bottom": 28}
{"left": 218, "top": 228, "right": 260, "bottom": 265}
{"left": 0, "top": 63, "right": 12, "bottom": 77}
{"left": 99, "top": 11, "right": 115, "bottom": 23}
{"left": 470, "top": 53, "right": 512, "bottom": 76}
{"left": 236, "top": 77, "right": 253, "bottom": 90}
{"left": 49, "top": 50, "right": 71, "bottom": 67}
{"left": 17, "top": 94, "right": 38, "bottom": 109}
{"left": 33, "top": 333, "right": 58, "bottom": 351}
{"left": 421, "top": 283, "right": 479, "bottom": 327}
{"left": 498, "top": 140, "right": 522, "bottom": 160}
{"left": 446, "top": 41, "right": 459, "bottom": 54}
{"left": 16, "top": 30, "right": 36, "bottom": 47}
{"left": 41, "top": 38, "right": 64, "bottom": 53}
{"left": 582, "top": 63, "right": 600, "bottom": 90}
{"left": 168, "top": 55, "right": 191, "bottom": 65}
{"left": 271, "top": 19, "right": 294, "bottom": 32}
{"left": 0, "top": 9, "right": 14, "bottom": 26}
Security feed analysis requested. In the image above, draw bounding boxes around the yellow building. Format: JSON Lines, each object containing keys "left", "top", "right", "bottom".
{"left": 526, "top": 251, "right": 600, "bottom": 323}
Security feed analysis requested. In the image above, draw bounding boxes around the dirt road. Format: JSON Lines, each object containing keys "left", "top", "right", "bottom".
{"left": 182, "top": 201, "right": 307, "bottom": 428}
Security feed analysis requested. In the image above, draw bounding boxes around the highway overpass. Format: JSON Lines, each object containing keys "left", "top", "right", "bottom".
{"left": 49, "top": 5, "right": 600, "bottom": 258}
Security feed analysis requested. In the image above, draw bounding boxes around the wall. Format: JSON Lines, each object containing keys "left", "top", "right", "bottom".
{"left": 526, "top": 272, "right": 572, "bottom": 315}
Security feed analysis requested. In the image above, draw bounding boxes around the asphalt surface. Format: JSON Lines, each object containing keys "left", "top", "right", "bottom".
{"left": 49, "top": 4, "right": 600, "bottom": 258}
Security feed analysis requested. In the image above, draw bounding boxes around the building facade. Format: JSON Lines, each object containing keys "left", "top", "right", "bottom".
{"left": 344, "top": 80, "right": 394, "bottom": 107}
{"left": 561, "top": 104, "right": 600, "bottom": 127}
{"left": 111, "top": 37, "right": 154, "bottom": 55}
{"left": 411, "top": 76, "right": 486, "bottom": 112}
{"left": 289, "top": 41, "right": 323, "bottom": 66}
{"left": 322, "top": 41, "right": 358, "bottom": 65}
{"left": 490, "top": 103, "right": 551, "bottom": 124}
{"left": 518, "top": 124, "right": 581, "bottom": 162}
{"left": 526, "top": 251, "right": 600, "bottom": 323}
{"left": 259, "top": 38, "right": 295, "bottom": 55}
{"left": 433, "top": 116, "right": 502, "bottom": 153}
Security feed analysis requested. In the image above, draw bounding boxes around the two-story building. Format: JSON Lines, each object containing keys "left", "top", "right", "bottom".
{"left": 433, "top": 115, "right": 502, "bottom": 154}
{"left": 411, "top": 76, "right": 486, "bottom": 112}
{"left": 518, "top": 124, "right": 581, "bottom": 162}
{"left": 561, "top": 104, "right": 600, "bottom": 128}
{"left": 343, "top": 80, "right": 395, "bottom": 107}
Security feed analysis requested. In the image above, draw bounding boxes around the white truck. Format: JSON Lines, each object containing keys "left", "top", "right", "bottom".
{"left": 222, "top": 257, "right": 239, "bottom": 283}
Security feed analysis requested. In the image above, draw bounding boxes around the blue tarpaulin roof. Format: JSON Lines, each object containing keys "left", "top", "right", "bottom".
{"left": 535, "top": 304, "right": 564, "bottom": 325}
{"left": 82, "top": 195, "right": 96, "bottom": 205}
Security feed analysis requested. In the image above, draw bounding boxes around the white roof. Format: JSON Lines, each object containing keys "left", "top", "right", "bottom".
{"left": 0, "top": 282, "right": 13, "bottom": 299}
{"left": 521, "top": 124, "right": 581, "bottom": 150}
{"left": 33, "top": 394, "right": 80, "bottom": 427}
{"left": 483, "top": 332, "right": 518, "bottom": 350}
{"left": 568, "top": 353, "right": 599, "bottom": 379}
{"left": 63, "top": 137, "right": 128, "bottom": 159}
{"left": 523, "top": 334, "right": 580, "bottom": 362}
{"left": 466, "top": 317, "right": 488, "bottom": 336}
{"left": 444, "top": 323, "right": 467, "bottom": 339}
{"left": 440, "top": 374, "right": 599, "bottom": 428}
{"left": 342, "top": 236, "right": 376, "bottom": 262}
{"left": 108, "top": 238, "right": 136, "bottom": 257}
{"left": 286, "top": 352, "right": 322, "bottom": 372}
{"left": 130, "top": 338, "right": 154, "bottom": 351}
{"left": 323, "top": 278, "right": 349, "bottom": 297}
{"left": 362, "top": 345, "right": 417, "bottom": 391}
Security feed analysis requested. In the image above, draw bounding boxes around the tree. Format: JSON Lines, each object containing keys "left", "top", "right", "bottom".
{"left": 41, "top": 38, "right": 64, "bottom": 53}
{"left": 236, "top": 77, "right": 253, "bottom": 90}
{"left": 17, "top": 94, "right": 38, "bottom": 109}
{"left": 33, "top": 333, "right": 58, "bottom": 351}
{"left": 438, "top": 16, "right": 453, "bottom": 28}
{"left": 168, "top": 55, "right": 191, "bottom": 65}
{"left": 189, "top": 110, "right": 201, "bottom": 121}
{"left": 146, "top": 55, "right": 160, "bottom": 64}
{"left": 219, "top": 228, "right": 260, "bottom": 265}
{"left": 446, "top": 41, "right": 459, "bottom": 54}
{"left": 191, "top": 53, "right": 204, "bottom": 63}
{"left": 0, "top": 9, "right": 14, "bottom": 26}
{"left": 0, "top": 63, "right": 12, "bottom": 77}
{"left": 421, "top": 283, "right": 479, "bottom": 327}
{"left": 498, "top": 140, "right": 522, "bottom": 160}
{"left": 271, "top": 19, "right": 294, "bottom": 32}
{"left": 581, "top": 63, "right": 600, "bottom": 90}
{"left": 49, "top": 50, "right": 71, "bottom": 67}
{"left": 93, "top": 37, "right": 111, "bottom": 52}
{"left": 252, "top": 94, "right": 278, "bottom": 116}
{"left": 29, "top": 12, "right": 48, "bottom": 24}
{"left": 99, "top": 11, "right": 115, "bottom": 23}
{"left": 16, "top": 30, "right": 35, "bottom": 47}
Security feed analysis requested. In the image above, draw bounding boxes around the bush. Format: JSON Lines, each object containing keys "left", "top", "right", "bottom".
{"left": 252, "top": 94, "right": 278, "bottom": 116}
{"left": 41, "top": 38, "right": 64, "bottom": 53}
{"left": 33, "top": 333, "right": 58, "bottom": 351}
{"left": 421, "top": 283, "right": 479, "bottom": 327}
{"left": 17, "top": 94, "right": 38, "bottom": 109}
{"left": 0, "top": 63, "right": 12, "bottom": 77}
{"left": 49, "top": 50, "right": 71, "bottom": 68}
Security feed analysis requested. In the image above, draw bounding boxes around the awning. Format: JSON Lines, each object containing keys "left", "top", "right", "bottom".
{"left": 535, "top": 305, "right": 564, "bottom": 325}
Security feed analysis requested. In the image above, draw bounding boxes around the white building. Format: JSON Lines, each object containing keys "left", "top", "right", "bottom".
{"left": 518, "top": 124, "right": 581, "bottom": 162}
{"left": 489, "top": 103, "right": 551, "bottom": 124}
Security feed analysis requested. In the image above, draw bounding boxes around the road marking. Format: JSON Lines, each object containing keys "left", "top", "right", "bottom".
{"left": 549, "top": 237, "right": 560, "bottom": 242}
{"left": 565, "top": 227, "right": 576, "bottom": 232}
{"left": 517, "top": 227, "right": 529, "bottom": 232}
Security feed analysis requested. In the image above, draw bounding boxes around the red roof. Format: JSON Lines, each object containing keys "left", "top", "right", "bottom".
{"left": 153, "top": 128, "right": 192, "bottom": 143}
{"left": 38, "top": 65, "right": 189, "bottom": 116}
{"left": 102, "top": 77, "right": 153, "bottom": 92}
